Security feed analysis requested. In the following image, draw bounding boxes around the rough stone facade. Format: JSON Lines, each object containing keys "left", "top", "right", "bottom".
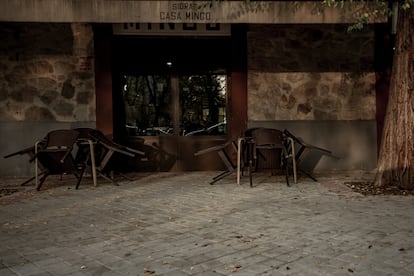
{"left": 247, "top": 24, "right": 376, "bottom": 121}
{"left": 0, "top": 23, "right": 96, "bottom": 122}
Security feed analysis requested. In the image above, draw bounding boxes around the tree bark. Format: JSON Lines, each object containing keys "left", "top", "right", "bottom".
{"left": 374, "top": 7, "right": 414, "bottom": 189}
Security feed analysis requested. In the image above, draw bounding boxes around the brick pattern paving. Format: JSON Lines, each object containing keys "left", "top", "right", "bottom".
{"left": 0, "top": 172, "right": 413, "bottom": 275}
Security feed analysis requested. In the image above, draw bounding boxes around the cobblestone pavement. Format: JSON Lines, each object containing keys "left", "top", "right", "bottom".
{"left": 0, "top": 171, "right": 413, "bottom": 276}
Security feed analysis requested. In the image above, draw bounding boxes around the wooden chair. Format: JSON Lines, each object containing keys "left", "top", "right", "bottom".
{"left": 3, "top": 142, "right": 46, "bottom": 186}
{"left": 87, "top": 129, "right": 145, "bottom": 186}
{"left": 32, "top": 129, "right": 83, "bottom": 191}
{"left": 194, "top": 140, "right": 238, "bottom": 185}
{"left": 283, "top": 129, "right": 339, "bottom": 181}
{"left": 73, "top": 127, "right": 100, "bottom": 188}
{"left": 247, "top": 128, "right": 291, "bottom": 187}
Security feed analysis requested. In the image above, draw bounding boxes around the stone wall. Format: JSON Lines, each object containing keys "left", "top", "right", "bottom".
{"left": 0, "top": 22, "right": 96, "bottom": 176}
{"left": 247, "top": 24, "right": 376, "bottom": 121}
{"left": 0, "top": 22, "right": 96, "bottom": 122}
{"left": 247, "top": 24, "right": 378, "bottom": 171}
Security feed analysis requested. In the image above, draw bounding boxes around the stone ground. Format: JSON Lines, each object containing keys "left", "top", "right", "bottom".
{"left": 0, "top": 171, "right": 413, "bottom": 276}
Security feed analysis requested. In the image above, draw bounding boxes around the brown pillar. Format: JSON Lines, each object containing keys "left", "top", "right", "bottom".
{"left": 229, "top": 24, "right": 247, "bottom": 140}
{"left": 229, "top": 72, "right": 247, "bottom": 139}
{"left": 94, "top": 25, "right": 113, "bottom": 136}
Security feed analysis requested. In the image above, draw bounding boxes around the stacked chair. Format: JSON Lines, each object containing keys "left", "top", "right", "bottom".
{"left": 241, "top": 128, "right": 291, "bottom": 187}
{"left": 83, "top": 128, "right": 145, "bottom": 187}
{"left": 4, "top": 128, "right": 145, "bottom": 190}
{"left": 283, "top": 129, "right": 339, "bottom": 182}
{"left": 32, "top": 129, "right": 83, "bottom": 191}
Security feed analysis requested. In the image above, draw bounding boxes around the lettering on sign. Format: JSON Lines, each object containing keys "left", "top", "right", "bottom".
{"left": 160, "top": 1, "right": 212, "bottom": 22}
{"left": 113, "top": 23, "right": 230, "bottom": 36}
{"left": 160, "top": 11, "right": 211, "bottom": 21}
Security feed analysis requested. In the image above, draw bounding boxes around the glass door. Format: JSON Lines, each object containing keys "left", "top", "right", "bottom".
{"left": 112, "top": 35, "right": 231, "bottom": 171}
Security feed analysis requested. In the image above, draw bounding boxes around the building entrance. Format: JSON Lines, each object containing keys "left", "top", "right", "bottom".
{"left": 111, "top": 35, "right": 232, "bottom": 171}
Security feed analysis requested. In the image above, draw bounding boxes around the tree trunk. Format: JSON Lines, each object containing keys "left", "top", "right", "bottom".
{"left": 374, "top": 7, "right": 414, "bottom": 189}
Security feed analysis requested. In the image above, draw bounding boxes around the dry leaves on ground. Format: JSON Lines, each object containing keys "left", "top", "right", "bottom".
{"left": 343, "top": 181, "right": 414, "bottom": 196}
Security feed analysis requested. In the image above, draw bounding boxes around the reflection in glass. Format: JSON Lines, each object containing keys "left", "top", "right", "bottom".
{"left": 180, "top": 75, "right": 226, "bottom": 136}
{"left": 123, "top": 75, "right": 172, "bottom": 136}
{"left": 122, "top": 74, "right": 226, "bottom": 136}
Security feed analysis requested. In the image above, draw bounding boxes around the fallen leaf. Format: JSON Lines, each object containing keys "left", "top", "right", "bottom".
{"left": 144, "top": 269, "right": 155, "bottom": 275}
{"left": 230, "top": 265, "right": 241, "bottom": 272}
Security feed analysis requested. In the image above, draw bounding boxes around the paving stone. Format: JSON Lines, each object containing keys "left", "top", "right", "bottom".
{"left": 42, "top": 262, "right": 79, "bottom": 275}
{"left": 0, "top": 268, "right": 18, "bottom": 276}
{"left": 8, "top": 263, "right": 46, "bottom": 276}
{"left": 0, "top": 172, "right": 413, "bottom": 275}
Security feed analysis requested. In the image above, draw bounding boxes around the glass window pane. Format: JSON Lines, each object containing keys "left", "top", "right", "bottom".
{"left": 122, "top": 75, "right": 173, "bottom": 136}
{"left": 122, "top": 74, "right": 227, "bottom": 137}
{"left": 180, "top": 75, "right": 227, "bottom": 136}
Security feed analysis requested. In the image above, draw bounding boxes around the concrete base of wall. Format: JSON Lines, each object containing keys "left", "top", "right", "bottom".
{"left": 247, "top": 120, "right": 378, "bottom": 172}
{"left": 1, "top": 120, "right": 377, "bottom": 176}
{"left": 0, "top": 121, "right": 96, "bottom": 176}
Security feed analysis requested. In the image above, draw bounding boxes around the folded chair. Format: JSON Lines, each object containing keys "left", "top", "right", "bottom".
{"left": 247, "top": 128, "right": 291, "bottom": 187}
{"left": 87, "top": 129, "right": 145, "bottom": 186}
{"left": 283, "top": 129, "right": 339, "bottom": 181}
{"left": 194, "top": 140, "right": 238, "bottom": 185}
{"left": 73, "top": 127, "right": 100, "bottom": 187}
{"left": 3, "top": 141, "right": 46, "bottom": 186}
{"left": 33, "top": 129, "right": 83, "bottom": 191}
{"left": 237, "top": 128, "right": 259, "bottom": 186}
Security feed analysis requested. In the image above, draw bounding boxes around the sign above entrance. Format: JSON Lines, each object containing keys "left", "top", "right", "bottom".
{"left": 113, "top": 23, "right": 231, "bottom": 36}
{"left": 0, "top": 1, "right": 386, "bottom": 24}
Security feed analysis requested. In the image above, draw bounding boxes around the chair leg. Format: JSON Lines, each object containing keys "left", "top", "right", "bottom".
{"left": 118, "top": 172, "right": 133, "bottom": 181}
{"left": 212, "top": 170, "right": 232, "bottom": 182}
{"left": 282, "top": 158, "right": 290, "bottom": 187}
{"left": 98, "top": 171, "right": 120, "bottom": 186}
{"left": 20, "top": 176, "right": 36, "bottom": 186}
{"left": 210, "top": 171, "right": 233, "bottom": 185}
{"left": 300, "top": 169, "right": 318, "bottom": 182}
{"left": 249, "top": 159, "right": 253, "bottom": 187}
{"left": 285, "top": 166, "right": 290, "bottom": 187}
{"left": 75, "top": 167, "right": 86, "bottom": 190}
{"left": 36, "top": 173, "right": 49, "bottom": 191}
{"left": 20, "top": 171, "right": 46, "bottom": 186}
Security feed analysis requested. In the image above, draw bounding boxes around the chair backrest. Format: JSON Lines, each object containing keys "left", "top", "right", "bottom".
{"left": 250, "top": 128, "right": 285, "bottom": 170}
{"left": 73, "top": 128, "right": 96, "bottom": 165}
{"left": 89, "top": 129, "right": 112, "bottom": 145}
{"left": 37, "top": 129, "right": 79, "bottom": 174}
{"left": 88, "top": 129, "right": 135, "bottom": 172}
{"left": 74, "top": 127, "right": 95, "bottom": 140}
{"left": 89, "top": 129, "right": 141, "bottom": 157}
{"left": 45, "top": 129, "right": 79, "bottom": 149}
{"left": 251, "top": 128, "right": 284, "bottom": 147}
{"left": 244, "top": 128, "right": 260, "bottom": 138}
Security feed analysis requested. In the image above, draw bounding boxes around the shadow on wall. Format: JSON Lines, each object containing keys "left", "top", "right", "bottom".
{"left": 247, "top": 120, "right": 377, "bottom": 172}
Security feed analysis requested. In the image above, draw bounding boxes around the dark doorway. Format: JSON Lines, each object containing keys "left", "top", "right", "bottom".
{"left": 112, "top": 35, "right": 232, "bottom": 171}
